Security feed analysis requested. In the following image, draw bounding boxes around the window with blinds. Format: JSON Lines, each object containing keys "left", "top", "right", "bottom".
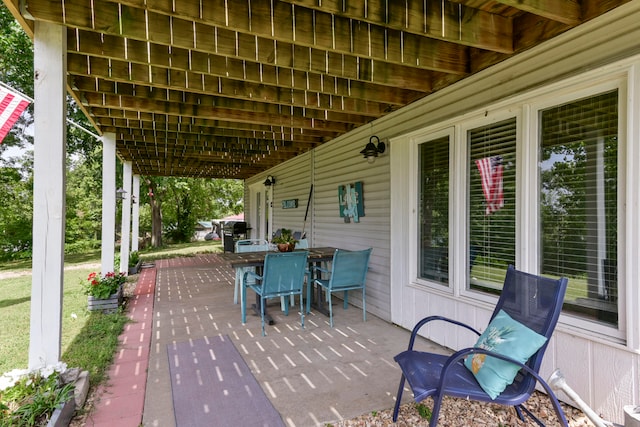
{"left": 418, "top": 136, "right": 449, "bottom": 284}
{"left": 539, "top": 90, "right": 618, "bottom": 326}
{"left": 468, "top": 118, "right": 517, "bottom": 291}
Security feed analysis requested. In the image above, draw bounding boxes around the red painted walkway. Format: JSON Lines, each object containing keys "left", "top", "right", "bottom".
{"left": 82, "top": 267, "right": 156, "bottom": 427}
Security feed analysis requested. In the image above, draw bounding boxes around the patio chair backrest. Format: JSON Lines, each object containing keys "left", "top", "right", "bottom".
{"left": 235, "top": 239, "right": 269, "bottom": 253}
{"left": 261, "top": 251, "right": 309, "bottom": 296}
{"left": 491, "top": 265, "right": 568, "bottom": 390}
{"left": 327, "top": 248, "right": 372, "bottom": 291}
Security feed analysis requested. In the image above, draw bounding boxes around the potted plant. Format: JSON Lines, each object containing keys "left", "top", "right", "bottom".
{"left": 128, "top": 251, "right": 141, "bottom": 275}
{"left": 271, "top": 228, "right": 297, "bottom": 252}
{"left": 0, "top": 362, "right": 76, "bottom": 427}
{"left": 84, "top": 272, "right": 126, "bottom": 313}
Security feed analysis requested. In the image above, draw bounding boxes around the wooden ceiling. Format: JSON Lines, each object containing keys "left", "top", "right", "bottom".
{"left": 4, "top": 0, "right": 631, "bottom": 178}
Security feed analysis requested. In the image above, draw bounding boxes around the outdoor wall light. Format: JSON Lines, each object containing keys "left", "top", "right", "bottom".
{"left": 264, "top": 175, "right": 276, "bottom": 187}
{"left": 131, "top": 195, "right": 137, "bottom": 204}
{"left": 116, "top": 187, "right": 127, "bottom": 200}
{"left": 360, "top": 136, "right": 386, "bottom": 163}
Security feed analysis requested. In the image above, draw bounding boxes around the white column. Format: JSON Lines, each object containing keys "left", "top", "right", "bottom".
{"left": 101, "top": 133, "right": 117, "bottom": 275}
{"left": 29, "top": 21, "right": 66, "bottom": 370}
{"left": 131, "top": 174, "right": 140, "bottom": 252}
{"left": 119, "top": 162, "right": 132, "bottom": 274}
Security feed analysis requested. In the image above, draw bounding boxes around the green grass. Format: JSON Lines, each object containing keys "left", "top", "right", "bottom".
{"left": 0, "top": 240, "right": 222, "bottom": 376}
{"left": 138, "top": 240, "right": 221, "bottom": 260}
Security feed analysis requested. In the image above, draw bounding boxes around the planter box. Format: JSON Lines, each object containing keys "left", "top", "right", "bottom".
{"left": 87, "top": 285, "right": 123, "bottom": 313}
{"left": 47, "top": 398, "right": 75, "bottom": 427}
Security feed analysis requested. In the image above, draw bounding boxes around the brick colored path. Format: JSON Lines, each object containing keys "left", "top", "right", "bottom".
{"left": 82, "top": 266, "right": 156, "bottom": 427}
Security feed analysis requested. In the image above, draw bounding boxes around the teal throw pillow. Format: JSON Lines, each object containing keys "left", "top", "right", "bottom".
{"left": 464, "top": 309, "right": 547, "bottom": 399}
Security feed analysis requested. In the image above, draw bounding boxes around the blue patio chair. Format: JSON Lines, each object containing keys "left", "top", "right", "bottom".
{"left": 242, "top": 251, "right": 309, "bottom": 336}
{"left": 281, "top": 238, "right": 309, "bottom": 309}
{"left": 308, "top": 248, "right": 372, "bottom": 327}
{"left": 233, "top": 239, "right": 269, "bottom": 305}
{"left": 392, "top": 265, "right": 569, "bottom": 426}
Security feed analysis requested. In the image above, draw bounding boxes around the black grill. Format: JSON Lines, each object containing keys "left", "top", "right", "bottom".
{"left": 223, "top": 221, "right": 247, "bottom": 236}
{"left": 222, "top": 221, "right": 247, "bottom": 252}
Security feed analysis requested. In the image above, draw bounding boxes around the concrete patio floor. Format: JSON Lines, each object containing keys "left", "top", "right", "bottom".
{"left": 123, "top": 253, "right": 446, "bottom": 427}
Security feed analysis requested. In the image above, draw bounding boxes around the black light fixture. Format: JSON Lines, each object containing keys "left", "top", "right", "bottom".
{"left": 131, "top": 194, "right": 137, "bottom": 204}
{"left": 116, "top": 187, "right": 127, "bottom": 200}
{"left": 360, "top": 135, "right": 386, "bottom": 163}
{"left": 264, "top": 175, "right": 276, "bottom": 187}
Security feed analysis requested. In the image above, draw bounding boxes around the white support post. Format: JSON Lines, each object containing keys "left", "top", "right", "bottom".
{"left": 120, "top": 162, "right": 132, "bottom": 274}
{"left": 101, "top": 133, "right": 117, "bottom": 275}
{"left": 131, "top": 174, "right": 140, "bottom": 252}
{"left": 29, "top": 21, "right": 67, "bottom": 370}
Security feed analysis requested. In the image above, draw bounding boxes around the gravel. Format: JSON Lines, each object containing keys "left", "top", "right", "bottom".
{"left": 335, "top": 392, "right": 598, "bottom": 426}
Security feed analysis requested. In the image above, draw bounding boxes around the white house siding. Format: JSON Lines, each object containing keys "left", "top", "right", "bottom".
{"left": 387, "top": 4, "right": 640, "bottom": 423}
{"left": 247, "top": 139, "right": 393, "bottom": 321}
{"left": 245, "top": 3, "right": 640, "bottom": 422}
{"left": 312, "top": 136, "right": 391, "bottom": 321}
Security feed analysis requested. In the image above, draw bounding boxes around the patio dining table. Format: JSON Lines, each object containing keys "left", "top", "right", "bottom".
{"left": 219, "top": 246, "right": 338, "bottom": 326}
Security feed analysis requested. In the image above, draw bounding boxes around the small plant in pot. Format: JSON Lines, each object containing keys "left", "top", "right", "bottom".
{"left": 128, "top": 251, "right": 141, "bottom": 274}
{"left": 272, "top": 228, "right": 297, "bottom": 252}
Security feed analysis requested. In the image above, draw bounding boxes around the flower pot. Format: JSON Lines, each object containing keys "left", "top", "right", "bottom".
{"left": 87, "top": 285, "right": 123, "bottom": 313}
{"left": 277, "top": 243, "right": 295, "bottom": 252}
{"left": 128, "top": 260, "right": 142, "bottom": 275}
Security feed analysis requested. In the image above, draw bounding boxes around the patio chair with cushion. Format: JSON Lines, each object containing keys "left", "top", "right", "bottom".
{"left": 308, "top": 248, "right": 372, "bottom": 327}
{"left": 242, "top": 251, "right": 309, "bottom": 336}
{"left": 392, "top": 265, "right": 569, "bottom": 426}
{"left": 233, "top": 239, "right": 269, "bottom": 305}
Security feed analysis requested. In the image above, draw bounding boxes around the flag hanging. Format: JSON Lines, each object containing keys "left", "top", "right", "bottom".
{"left": 475, "top": 155, "right": 504, "bottom": 215}
{"left": 0, "top": 86, "right": 30, "bottom": 144}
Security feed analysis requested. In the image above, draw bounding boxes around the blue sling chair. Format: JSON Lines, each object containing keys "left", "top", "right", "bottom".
{"left": 393, "top": 265, "right": 569, "bottom": 426}
{"left": 242, "top": 251, "right": 309, "bottom": 336}
{"left": 308, "top": 248, "right": 372, "bottom": 328}
{"left": 233, "top": 239, "right": 269, "bottom": 305}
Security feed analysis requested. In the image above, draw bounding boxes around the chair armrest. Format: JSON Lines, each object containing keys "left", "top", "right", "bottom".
{"left": 437, "top": 347, "right": 569, "bottom": 426}
{"left": 243, "top": 271, "right": 262, "bottom": 284}
{"left": 310, "top": 265, "right": 330, "bottom": 274}
{"left": 407, "top": 316, "right": 481, "bottom": 350}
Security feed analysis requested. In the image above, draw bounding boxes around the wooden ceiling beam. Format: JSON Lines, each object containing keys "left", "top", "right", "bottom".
{"left": 68, "top": 65, "right": 391, "bottom": 118}
{"left": 67, "top": 43, "right": 427, "bottom": 106}
{"left": 67, "top": 30, "right": 432, "bottom": 105}
{"left": 74, "top": 76, "right": 376, "bottom": 125}
{"left": 25, "top": 0, "right": 469, "bottom": 81}
{"left": 78, "top": 92, "right": 359, "bottom": 132}
{"left": 91, "top": 111, "right": 342, "bottom": 139}
{"left": 94, "top": 0, "right": 473, "bottom": 70}
{"left": 68, "top": 38, "right": 427, "bottom": 107}
{"left": 278, "top": 0, "right": 513, "bottom": 52}
{"left": 109, "top": 128, "right": 324, "bottom": 145}
{"left": 492, "top": 0, "right": 581, "bottom": 25}
{"left": 117, "top": 135, "right": 309, "bottom": 154}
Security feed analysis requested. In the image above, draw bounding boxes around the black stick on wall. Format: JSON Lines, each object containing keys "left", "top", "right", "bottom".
{"left": 302, "top": 184, "right": 313, "bottom": 237}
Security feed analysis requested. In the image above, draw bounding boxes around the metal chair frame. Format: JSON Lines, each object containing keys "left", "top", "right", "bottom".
{"left": 392, "top": 265, "right": 569, "bottom": 426}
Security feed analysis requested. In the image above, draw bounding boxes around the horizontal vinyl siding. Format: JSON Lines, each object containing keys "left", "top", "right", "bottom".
{"left": 245, "top": 4, "right": 640, "bottom": 422}
{"left": 246, "top": 152, "right": 313, "bottom": 238}
{"left": 270, "top": 154, "right": 313, "bottom": 235}
{"left": 388, "top": 4, "right": 640, "bottom": 423}
{"left": 313, "top": 137, "right": 391, "bottom": 321}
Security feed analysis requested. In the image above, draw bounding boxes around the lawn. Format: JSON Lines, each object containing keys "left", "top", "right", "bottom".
{"left": 0, "top": 240, "right": 222, "bottom": 377}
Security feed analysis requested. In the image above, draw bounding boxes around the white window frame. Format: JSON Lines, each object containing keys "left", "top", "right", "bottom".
{"left": 527, "top": 76, "right": 627, "bottom": 341}
{"left": 403, "top": 69, "right": 630, "bottom": 343}
{"left": 408, "top": 127, "right": 456, "bottom": 294}
{"left": 456, "top": 108, "right": 524, "bottom": 307}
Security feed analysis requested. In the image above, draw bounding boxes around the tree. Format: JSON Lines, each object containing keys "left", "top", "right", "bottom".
{"left": 0, "top": 161, "right": 33, "bottom": 258}
{"left": 143, "top": 176, "right": 244, "bottom": 246}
